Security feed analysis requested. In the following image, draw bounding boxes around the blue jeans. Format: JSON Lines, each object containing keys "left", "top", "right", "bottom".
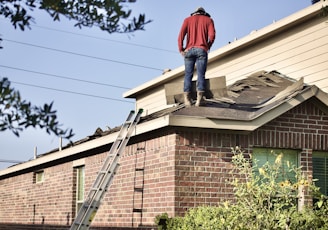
{"left": 184, "top": 47, "right": 208, "bottom": 92}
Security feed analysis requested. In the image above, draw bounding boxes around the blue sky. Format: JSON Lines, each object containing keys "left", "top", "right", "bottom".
{"left": 0, "top": 0, "right": 312, "bottom": 169}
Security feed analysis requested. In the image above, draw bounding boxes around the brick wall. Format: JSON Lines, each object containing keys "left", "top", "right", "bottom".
{"left": 88, "top": 130, "right": 177, "bottom": 228}
{"left": 0, "top": 162, "right": 74, "bottom": 227}
{"left": 1, "top": 99, "right": 328, "bottom": 229}
{"left": 0, "top": 223, "right": 156, "bottom": 230}
{"left": 174, "top": 99, "right": 328, "bottom": 215}
{"left": 175, "top": 131, "right": 235, "bottom": 216}
{"left": 253, "top": 99, "right": 328, "bottom": 150}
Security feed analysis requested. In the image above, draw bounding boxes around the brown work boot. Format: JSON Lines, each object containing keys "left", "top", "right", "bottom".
{"left": 184, "top": 92, "right": 192, "bottom": 107}
{"left": 195, "top": 91, "right": 204, "bottom": 107}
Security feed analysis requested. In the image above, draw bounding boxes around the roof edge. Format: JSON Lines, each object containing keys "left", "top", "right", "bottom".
{"left": 0, "top": 115, "right": 170, "bottom": 178}
{"left": 168, "top": 85, "right": 327, "bottom": 131}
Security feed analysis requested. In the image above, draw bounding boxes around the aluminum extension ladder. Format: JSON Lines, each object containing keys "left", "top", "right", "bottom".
{"left": 70, "top": 109, "right": 143, "bottom": 230}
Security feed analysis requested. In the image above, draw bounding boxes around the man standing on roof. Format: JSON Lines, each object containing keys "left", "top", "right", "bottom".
{"left": 178, "top": 7, "right": 216, "bottom": 107}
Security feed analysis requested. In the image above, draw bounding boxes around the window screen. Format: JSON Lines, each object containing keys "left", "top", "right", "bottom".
{"left": 252, "top": 148, "right": 298, "bottom": 183}
{"left": 312, "top": 152, "right": 328, "bottom": 196}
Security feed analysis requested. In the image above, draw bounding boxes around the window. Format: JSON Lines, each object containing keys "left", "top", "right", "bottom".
{"left": 252, "top": 148, "right": 298, "bottom": 182}
{"left": 76, "top": 166, "right": 85, "bottom": 213}
{"left": 34, "top": 171, "right": 44, "bottom": 183}
{"left": 312, "top": 152, "right": 328, "bottom": 196}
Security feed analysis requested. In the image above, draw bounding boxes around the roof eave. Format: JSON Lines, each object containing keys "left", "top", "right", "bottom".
{"left": 168, "top": 86, "right": 327, "bottom": 131}
{"left": 0, "top": 115, "right": 171, "bottom": 178}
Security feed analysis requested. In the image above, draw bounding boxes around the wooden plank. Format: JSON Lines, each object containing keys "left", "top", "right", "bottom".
{"left": 164, "top": 76, "right": 227, "bottom": 104}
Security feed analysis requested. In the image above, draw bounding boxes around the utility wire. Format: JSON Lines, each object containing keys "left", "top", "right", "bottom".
{"left": 0, "top": 64, "right": 131, "bottom": 90}
{"left": 0, "top": 159, "right": 24, "bottom": 163}
{"left": 0, "top": 18, "right": 177, "bottom": 54}
{"left": 3, "top": 39, "right": 164, "bottom": 71}
{"left": 32, "top": 24, "right": 178, "bottom": 54}
{"left": 11, "top": 80, "right": 134, "bottom": 103}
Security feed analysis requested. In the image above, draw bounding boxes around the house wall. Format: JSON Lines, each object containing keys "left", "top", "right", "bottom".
{"left": 0, "top": 162, "right": 75, "bottom": 229}
{"left": 0, "top": 131, "right": 177, "bottom": 229}
{"left": 207, "top": 13, "right": 328, "bottom": 90}
{"left": 135, "top": 77, "right": 184, "bottom": 116}
{"left": 174, "top": 98, "right": 328, "bottom": 216}
{"left": 90, "top": 131, "right": 177, "bottom": 228}
{"left": 1, "top": 99, "right": 328, "bottom": 229}
{"left": 136, "top": 87, "right": 169, "bottom": 116}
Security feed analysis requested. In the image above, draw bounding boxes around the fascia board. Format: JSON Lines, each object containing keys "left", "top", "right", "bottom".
{"left": 0, "top": 115, "right": 171, "bottom": 177}
{"left": 134, "top": 115, "right": 171, "bottom": 135}
{"left": 311, "top": 86, "right": 328, "bottom": 107}
{"left": 168, "top": 115, "right": 259, "bottom": 131}
{"left": 0, "top": 132, "right": 117, "bottom": 177}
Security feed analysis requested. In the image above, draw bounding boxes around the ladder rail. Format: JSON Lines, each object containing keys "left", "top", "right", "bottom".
{"left": 71, "top": 111, "right": 135, "bottom": 229}
{"left": 70, "top": 109, "right": 143, "bottom": 230}
{"left": 132, "top": 147, "right": 146, "bottom": 227}
{"left": 73, "top": 163, "right": 120, "bottom": 229}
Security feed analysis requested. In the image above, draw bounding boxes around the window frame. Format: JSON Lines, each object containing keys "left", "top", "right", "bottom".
{"left": 75, "top": 165, "right": 85, "bottom": 214}
{"left": 312, "top": 151, "right": 328, "bottom": 196}
{"left": 252, "top": 147, "right": 299, "bottom": 183}
{"left": 34, "top": 170, "right": 44, "bottom": 183}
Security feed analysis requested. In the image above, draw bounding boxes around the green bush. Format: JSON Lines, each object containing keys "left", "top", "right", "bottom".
{"left": 155, "top": 147, "right": 328, "bottom": 229}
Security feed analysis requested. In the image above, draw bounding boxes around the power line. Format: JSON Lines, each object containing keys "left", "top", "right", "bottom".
{"left": 0, "top": 18, "right": 178, "bottom": 54}
{"left": 11, "top": 80, "right": 134, "bottom": 103}
{"left": 0, "top": 64, "right": 131, "bottom": 90}
{"left": 0, "top": 159, "right": 24, "bottom": 163}
{"left": 32, "top": 24, "right": 178, "bottom": 54}
{"left": 3, "top": 39, "right": 164, "bottom": 71}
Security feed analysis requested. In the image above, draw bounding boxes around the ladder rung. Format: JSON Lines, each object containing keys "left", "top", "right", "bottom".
{"left": 134, "top": 187, "right": 143, "bottom": 192}
{"left": 73, "top": 222, "right": 88, "bottom": 226}
{"left": 133, "top": 208, "right": 143, "bottom": 213}
{"left": 135, "top": 168, "right": 144, "bottom": 171}
{"left": 70, "top": 110, "right": 143, "bottom": 230}
{"left": 82, "top": 205, "right": 99, "bottom": 211}
{"left": 82, "top": 203, "right": 91, "bottom": 209}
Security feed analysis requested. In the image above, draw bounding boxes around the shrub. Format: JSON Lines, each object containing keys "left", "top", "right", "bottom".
{"left": 155, "top": 147, "right": 328, "bottom": 229}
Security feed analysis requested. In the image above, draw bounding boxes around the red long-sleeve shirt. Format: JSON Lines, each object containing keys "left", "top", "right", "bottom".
{"left": 178, "top": 14, "right": 216, "bottom": 53}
